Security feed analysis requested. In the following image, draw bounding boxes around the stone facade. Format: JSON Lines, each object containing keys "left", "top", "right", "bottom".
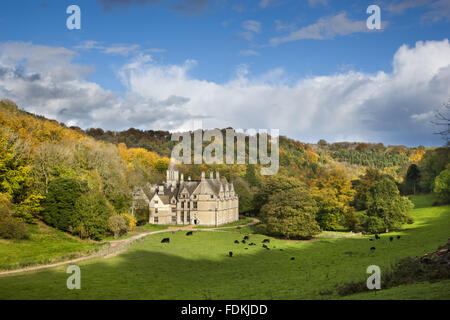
{"left": 131, "top": 166, "right": 239, "bottom": 226}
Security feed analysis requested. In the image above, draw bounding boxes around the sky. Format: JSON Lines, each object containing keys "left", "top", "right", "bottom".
{"left": 0, "top": 0, "right": 449, "bottom": 147}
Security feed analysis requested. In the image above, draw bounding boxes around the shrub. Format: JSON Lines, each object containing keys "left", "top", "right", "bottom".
{"left": 121, "top": 213, "right": 136, "bottom": 231}
{"left": 0, "top": 215, "right": 29, "bottom": 240}
{"left": 108, "top": 215, "right": 128, "bottom": 239}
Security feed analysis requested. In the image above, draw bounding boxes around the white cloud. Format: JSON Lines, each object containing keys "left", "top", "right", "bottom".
{"left": 270, "top": 13, "right": 371, "bottom": 46}
{"left": 242, "top": 20, "right": 261, "bottom": 33}
{"left": 75, "top": 40, "right": 165, "bottom": 56}
{"left": 238, "top": 49, "right": 260, "bottom": 56}
{"left": 1, "top": 39, "right": 450, "bottom": 146}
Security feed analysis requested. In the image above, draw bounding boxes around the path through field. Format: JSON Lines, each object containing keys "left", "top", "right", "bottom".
{"left": 0, "top": 218, "right": 260, "bottom": 277}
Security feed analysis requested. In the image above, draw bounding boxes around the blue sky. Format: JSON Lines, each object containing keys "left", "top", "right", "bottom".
{"left": 0, "top": 0, "right": 449, "bottom": 146}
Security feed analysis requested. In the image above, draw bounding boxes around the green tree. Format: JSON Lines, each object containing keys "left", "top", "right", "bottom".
{"left": 260, "top": 186, "right": 320, "bottom": 239}
{"left": 362, "top": 177, "right": 414, "bottom": 233}
{"left": 404, "top": 164, "right": 421, "bottom": 194}
{"left": 73, "top": 191, "right": 114, "bottom": 240}
{"left": 434, "top": 167, "right": 450, "bottom": 204}
{"left": 418, "top": 148, "right": 450, "bottom": 192}
{"left": 42, "top": 177, "right": 88, "bottom": 232}
{"left": 353, "top": 168, "right": 383, "bottom": 210}
{"left": 254, "top": 175, "right": 304, "bottom": 214}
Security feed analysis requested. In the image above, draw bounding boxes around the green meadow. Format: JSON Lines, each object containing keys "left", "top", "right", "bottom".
{"left": 0, "top": 195, "right": 448, "bottom": 300}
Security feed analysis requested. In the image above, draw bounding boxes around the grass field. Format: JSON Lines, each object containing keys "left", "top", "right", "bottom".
{"left": 0, "top": 223, "right": 104, "bottom": 271}
{"left": 0, "top": 194, "right": 448, "bottom": 299}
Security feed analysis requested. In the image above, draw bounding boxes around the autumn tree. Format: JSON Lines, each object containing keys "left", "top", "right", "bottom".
{"left": 311, "top": 167, "right": 355, "bottom": 230}
{"left": 260, "top": 186, "right": 320, "bottom": 239}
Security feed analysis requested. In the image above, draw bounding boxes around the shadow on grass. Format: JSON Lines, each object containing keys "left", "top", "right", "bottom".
{"left": 0, "top": 206, "right": 448, "bottom": 300}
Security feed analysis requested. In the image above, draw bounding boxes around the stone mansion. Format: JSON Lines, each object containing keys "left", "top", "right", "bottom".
{"left": 131, "top": 166, "right": 239, "bottom": 226}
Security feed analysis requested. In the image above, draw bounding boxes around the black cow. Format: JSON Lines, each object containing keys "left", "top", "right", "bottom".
{"left": 290, "top": 257, "right": 295, "bottom": 261}
{"left": 370, "top": 247, "right": 376, "bottom": 251}
{"left": 241, "top": 240, "right": 246, "bottom": 244}
{"left": 375, "top": 234, "right": 380, "bottom": 240}
{"left": 262, "top": 239, "right": 270, "bottom": 243}
{"left": 369, "top": 239, "right": 374, "bottom": 241}
{"left": 389, "top": 236, "right": 394, "bottom": 242}
{"left": 397, "top": 235, "right": 401, "bottom": 239}
{"left": 234, "top": 240, "right": 240, "bottom": 244}
{"left": 262, "top": 244, "right": 268, "bottom": 249}
{"left": 161, "top": 238, "right": 170, "bottom": 243}
{"left": 244, "top": 248, "right": 248, "bottom": 250}
{"left": 186, "top": 231, "right": 193, "bottom": 236}
{"left": 243, "top": 235, "right": 249, "bottom": 240}
{"left": 249, "top": 242, "right": 256, "bottom": 246}
{"left": 229, "top": 251, "right": 233, "bottom": 257}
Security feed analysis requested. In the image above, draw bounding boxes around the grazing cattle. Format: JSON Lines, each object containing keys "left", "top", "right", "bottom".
{"left": 245, "top": 248, "right": 248, "bottom": 250}
{"left": 262, "top": 239, "right": 270, "bottom": 243}
{"left": 186, "top": 231, "right": 193, "bottom": 236}
{"left": 369, "top": 239, "right": 374, "bottom": 241}
{"left": 234, "top": 240, "right": 240, "bottom": 244}
{"left": 241, "top": 240, "right": 246, "bottom": 244}
{"left": 229, "top": 251, "right": 233, "bottom": 257}
{"left": 375, "top": 234, "right": 380, "bottom": 240}
{"left": 243, "top": 235, "right": 249, "bottom": 240}
{"left": 389, "top": 236, "right": 394, "bottom": 242}
{"left": 161, "top": 238, "right": 170, "bottom": 243}
{"left": 397, "top": 235, "right": 401, "bottom": 239}
{"left": 280, "top": 249, "right": 284, "bottom": 251}
{"left": 290, "top": 257, "right": 295, "bottom": 261}
{"left": 370, "top": 247, "right": 376, "bottom": 251}
{"left": 262, "top": 244, "right": 268, "bottom": 249}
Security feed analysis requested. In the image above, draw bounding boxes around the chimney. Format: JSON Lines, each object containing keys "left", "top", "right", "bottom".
{"left": 188, "top": 176, "right": 191, "bottom": 181}
{"left": 180, "top": 174, "right": 184, "bottom": 183}
{"left": 201, "top": 172, "right": 205, "bottom": 180}
{"left": 210, "top": 172, "right": 213, "bottom": 179}
{"left": 158, "top": 186, "right": 164, "bottom": 195}
{"left": 216, "top": 171, "right": 220, "bottom": 180}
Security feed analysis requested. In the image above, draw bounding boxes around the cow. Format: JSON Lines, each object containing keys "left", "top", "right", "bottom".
{"left": 229, "top": 251, "right": 233, "bottom": 257}
{"left": 234, "top": 240, "right": 240, "bottom": 244}
{"left": 397, "top": 235, "right": 401, "bottom": 239}
{"left": 243, "top": 235, "right": 249, "bottom": 240}
{"left": 186, "top": 231, "right": 193, "bottom": 236}
{"left": 370, "top": 247, "right": 376, "bottom": 251}
{"left": 389, "top": 236, "right": 394, "bottom": 242}
{"left": 290, "top": 257, "right": 295, "bottom": 261}
{"left": 161, "top": 238, "right": 170, "bottom": 243}
{"left": 375, "top": 234, "right": 380, "bottom": 240}
{"left": 241, "top": 240, "right": 246, "bottom": 244}
{"left": 249, "top": 242, "right": 256, "bottom": 246}
{"left": 262, "top": 239, "right": 270, "bottom": 243}
{"left": 262, "top": 244, "right": 268, "bottom": 249}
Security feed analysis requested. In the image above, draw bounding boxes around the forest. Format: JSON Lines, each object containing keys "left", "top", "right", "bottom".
{"left": 0, "top": 99, "right": 448, "bottom": 241}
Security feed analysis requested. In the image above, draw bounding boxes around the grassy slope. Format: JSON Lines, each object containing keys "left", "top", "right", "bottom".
{"left": 0, "top": 223, "right": 104, "bottom": 271}
{"left": 0, "top": 194, "right": 448, "bottom": 300}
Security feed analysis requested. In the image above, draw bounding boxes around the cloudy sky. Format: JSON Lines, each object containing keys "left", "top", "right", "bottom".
{"left": 0, "top": 0, "right": 449, "bottom": 146}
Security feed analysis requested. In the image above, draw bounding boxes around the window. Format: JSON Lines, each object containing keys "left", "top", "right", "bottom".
{"left": 154, "top": 200, "right": 158, "bottom": 204}
{"left": 154, "top": 217, "right": 159, "bottom": 223}
{"left": 193, "top": 202, "right": 197, "bottom": 209}
{"left": 187, "top": 213, "right": 190, "bottom": 222}
{"left": 155, "top": 208, "right": 158, "bottom": 214}
{"left": 181, "top": 202, "right": 184, "bottom": 208}
{"left": 172, "top": 216, "right": 177, "bottom": 223}
{"left": 211, "top": 195, "right": 214, "bottom": 199}
{"left": 172, "top": 207, "right": 176, "bottom": 213}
